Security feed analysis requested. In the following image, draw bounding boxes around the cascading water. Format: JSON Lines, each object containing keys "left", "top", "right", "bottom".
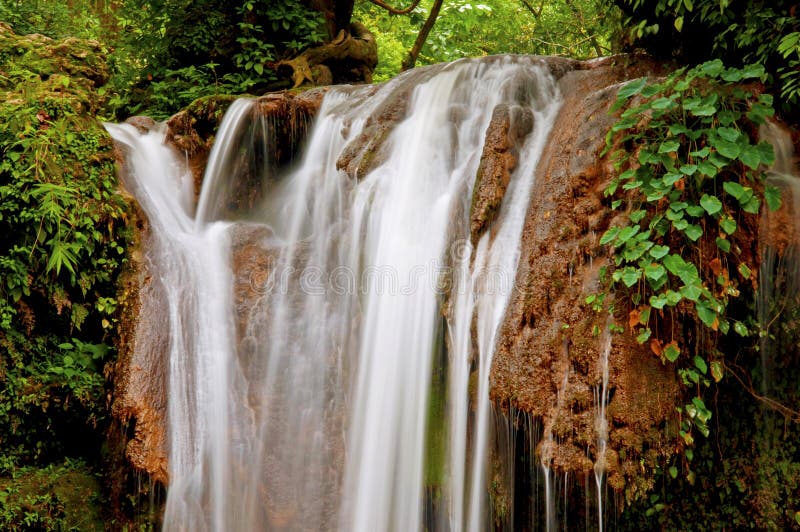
{"left": 758, "top": 122, "right": 800, "bottom": 397}
{"left": 109, "top": 56, "right": 562, "bottom": 531}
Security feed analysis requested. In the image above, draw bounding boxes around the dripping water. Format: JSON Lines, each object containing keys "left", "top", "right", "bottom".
{"left": 593, "top": 328, "right": 612, "bottom": 531}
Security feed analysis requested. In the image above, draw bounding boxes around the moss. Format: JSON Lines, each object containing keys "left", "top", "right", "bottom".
{"left": 0, "top": 460, "right": 105, "bottom": 531}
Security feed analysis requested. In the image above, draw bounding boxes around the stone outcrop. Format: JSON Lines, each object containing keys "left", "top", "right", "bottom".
{"left": 470, "top": 104, "right": 534, "bottom": 245}
{"left": 488, "top": 56, "right": 681, "bottom": 497}
{"left": 165, "top": 90, "right": 327, "bottom": 199}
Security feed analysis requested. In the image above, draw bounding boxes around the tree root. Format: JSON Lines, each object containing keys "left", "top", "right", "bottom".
{"left": 276, "top": 21, "right": 377, "bottom": 88}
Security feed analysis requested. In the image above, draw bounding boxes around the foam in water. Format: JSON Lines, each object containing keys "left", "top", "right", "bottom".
{"left": 108, "top": 56, "right": 562, "bottom": 531}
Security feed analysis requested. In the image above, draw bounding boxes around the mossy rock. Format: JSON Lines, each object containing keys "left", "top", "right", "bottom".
{"left": 0, "top": 460, "right": 105, "bottom": 531}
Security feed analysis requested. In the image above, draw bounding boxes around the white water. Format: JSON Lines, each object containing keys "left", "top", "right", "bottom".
{"left": 110, "top": 56, "right": 562, "bottom": 531}
{"left": 758, "top": 122, "right": 800, "bottom": 397}
{"left": 593, "top": 329, "right": 612, "bottom": 532}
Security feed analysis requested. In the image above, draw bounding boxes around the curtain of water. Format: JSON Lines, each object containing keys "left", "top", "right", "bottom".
{"left": 110, "top": 56, "right": 562, "bottom": 531}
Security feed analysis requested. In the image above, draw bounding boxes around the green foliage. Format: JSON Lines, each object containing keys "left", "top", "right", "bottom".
{"left": 356, "top": 0, "right": 615, "bottom": 81}
{"left": 0, "top": 459, "right": 104, "bottom": 531}
{"left": 614, "top": 0, "right": 800, "bottom": 117}
{"left": 108, "top": 0, "right": 326, "bottom": 118}
{"left": 600, "top": 60, "right": 778, "bottom": 446}
{"left": 0, "top": 0, "right": 103, "bottom": 40}
{"left": 0, "top": 25, "right": 129, "bottom": 471}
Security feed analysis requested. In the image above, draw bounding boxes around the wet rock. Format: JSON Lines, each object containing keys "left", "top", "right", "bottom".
{"left": 165, "top": 89, "right": 326, "bottom": 200}
{"left": 124, "top": 115, "right": 157, "bottom": 134}
{"left": 489, "top": 55, "right": 680, "bottom": 495}
{"left": 470, "top": 104, "right": 534, "bottom": 244}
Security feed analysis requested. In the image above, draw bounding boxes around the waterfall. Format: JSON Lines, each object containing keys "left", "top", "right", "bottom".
{"left": 758, "top": 122, "right": 800, "bottom": 398}
{"left": 109, "top": 56, "right": 562, "bottom": 531}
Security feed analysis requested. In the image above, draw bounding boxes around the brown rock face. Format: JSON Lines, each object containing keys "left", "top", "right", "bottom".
{"left": 165, "top": 89, "right": 327, "bottom": 199}
{"left": 471, "top": 104, "right": 534, "bottom": 245}
{"left": 489, "top": 56, "right": 680, "bottom": 497}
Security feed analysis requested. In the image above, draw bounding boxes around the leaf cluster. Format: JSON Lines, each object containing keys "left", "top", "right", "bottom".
{"left": 599, "top": 60, "right": 779, "bottom": 450}
{"left": 614, "top": 0, "right": 800, "bottom": 120}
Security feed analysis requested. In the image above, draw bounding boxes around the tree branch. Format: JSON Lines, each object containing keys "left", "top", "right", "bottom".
{"left": 401, "top": 0, "right": 443, "bottom": 70}
{"left": 725, "top": 361, "right": 800, "bottom": 423}
{"left": 367, "top": 0, "right": 422, "bottom": 15}
{"left": 518, "top": 0, "right": 544, "bottom": 19}
{"left": 563, "top": 0, "right": 603, "bottom": 57}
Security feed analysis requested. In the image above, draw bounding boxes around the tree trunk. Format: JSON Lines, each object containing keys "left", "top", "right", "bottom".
{"left": 306, "top": 0, "right": 355, "bottom": 38}
{"left": 276, "top": 21, "right": 377, "bottom": 87}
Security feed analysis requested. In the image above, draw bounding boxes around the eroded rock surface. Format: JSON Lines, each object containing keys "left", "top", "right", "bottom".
{"left": 470, "top": 104, "right": 534, "bottom": 245}
{"left": 489, "top": 56, "right": 681, "bottom": 497}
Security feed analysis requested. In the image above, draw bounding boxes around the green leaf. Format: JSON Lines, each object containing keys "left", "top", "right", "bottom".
{"left": 616, "top": 78, "right": 648, "bottom": 102}
{"left": 700, "top": 194, "right": 722, "bottom": 215}
{"left": 673, "top": 218, "right": 689, "bottom": 230}
{"left": 254, "top": 63, "right": 264, "bottom": 75}
{"left": 667, "top": 208, "right": 684, "bottom": 221}
{"left": 637, "top": 328, "right": 652, "bottom": 344}
{"left": 663, "top": 172, "right": 684, "bottom": 186}
{"left": 742, "top": 196, "right": 760, "bottom": 214}
{"left": 710, "top": 361, "right": 723, "bottom": 382}
{"left": 686, "top": 205, "right": 705, "bottom": 217}
{"left": 765, "top": 185, "right": 782, "bottom": 211}
{"left": 719, "top": 216, "right": 737, "bottom": 235}
{"left": 734, "top": 321, "right": 748, "bottom": 337}
{"left": 669, "top": 465, "right": 678, "bottom": 479}
{"left": 738, "top": 263, "right": 752, "bottom": 279}
{"left": 651, "top": 96, "right": 675, "bottom": 110}
{"left": 665, "top": 290, "right": 683, "bottom": 306}
{"left": 740, "top": 63, "right": 765, "bottom": 80}
{"left": 694, "top": 355, "right": 707, "bottom": 374}
{"left": 698, "top": 160, "right": 717, "bottom": 176}
{"left": 659, "top": 140, "right": 681, "bottom": 154}
{"left": 680, "top": 283, "right": 702, "bottom": 302}
{"left": 721, "top": 68, "right": 743, "bottom": 82}
{"left": 714, "top": 139, "right": 741, "bottom": 159}
{"left": 617, "top": 225, "right": 641, "bottom": 244}
{"left": 663, "top": 254, "right": 687, "bottom": 276}
{"left": 700, "top": 59, "right": 724, "bottom": 77}
{"left": 629, "top": 210, "right": 647, "bottom": 223}
{"left": 757, "top": 141, "right": 775, "bottom": 166}
{"left": 716, "top": 237, "right": 731, "bottom": 252}
{"left": 645, "top": 262, "right": 667, "bottom": 281}
{"left": 723, "top": 181, "right": 745, "bottom": 200}
{"left": 649, "top": 245, "right": 670, "bottom": 259}
{"left": 695, "top": 302, "right": 717, "bottom": 328}
{"left": 739, "top": 145, "right": 761, "bottom": 170}
{"left": 665, "top": 343, "right": 681, "bottom": 362}
{"left": 600, "top": 227, "right": 620, "bottom": 246}
{"left": 679, "top": 164, "right": 697, "bottom": 175}
{"left": 717, "top": 127, "right": 741, "bottom": 143}
{"left": 621, "top": 266, "right": 642, "bottom": 288}
{"left": 650, "top": 294, "right": 668, "bottom": 309}
{"left": 683, "top": 224, "right": 703, "bottom": 241}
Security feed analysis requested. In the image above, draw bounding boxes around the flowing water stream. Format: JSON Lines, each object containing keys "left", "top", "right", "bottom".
{"left": 108, "top": 56, "right": 564, "bottom": 531}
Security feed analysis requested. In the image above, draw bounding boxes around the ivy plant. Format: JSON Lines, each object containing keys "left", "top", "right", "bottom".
{"left": 599, "top": 59, "right": 780, "bottom": 449}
